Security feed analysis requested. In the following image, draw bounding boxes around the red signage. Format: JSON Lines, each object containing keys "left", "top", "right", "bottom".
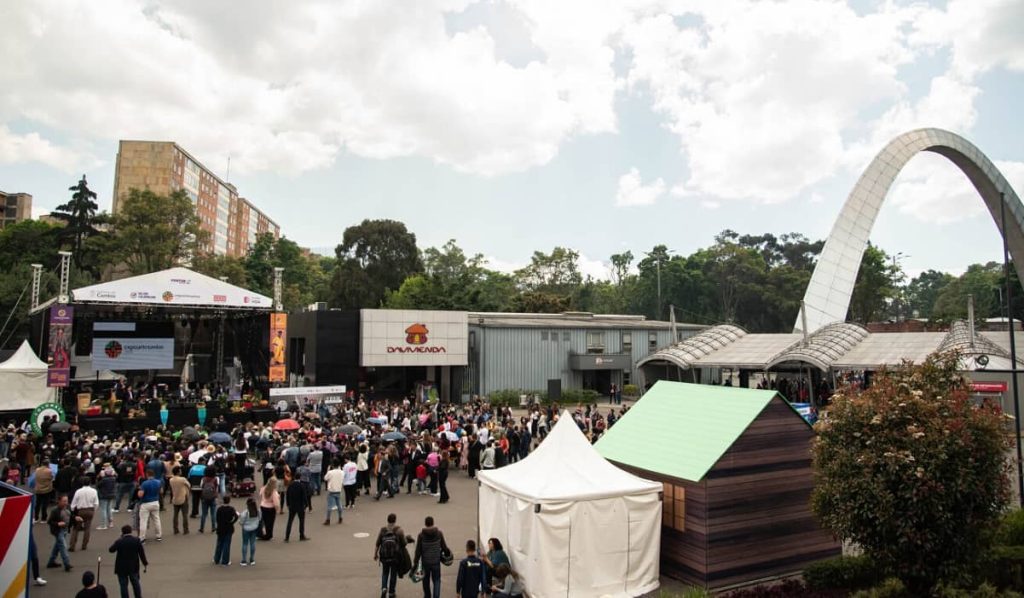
{"left": 970, "top": 382, "right": 1008, "bottom": 393}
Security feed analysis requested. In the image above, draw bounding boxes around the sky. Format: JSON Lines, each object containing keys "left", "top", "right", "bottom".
{"left": 0, "top": 0, "right": 1022, "bottom": 281}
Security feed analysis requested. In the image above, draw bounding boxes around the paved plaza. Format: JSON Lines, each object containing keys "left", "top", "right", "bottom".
{"left": 32, "top": 468, "right": 682, "bottom": 597}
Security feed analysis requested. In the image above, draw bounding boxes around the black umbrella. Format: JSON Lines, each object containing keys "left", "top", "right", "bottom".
{"left": 181, "top": 426, "right": 200, "bottom": 441}
{"left": 49, "top": 421, "right": 71, "bottom": 433}
{"left": 381, "top": 431, "right": 406, "bottom": 442}
{"left": 338, "top": 424, "right": 361, "bottom": 435}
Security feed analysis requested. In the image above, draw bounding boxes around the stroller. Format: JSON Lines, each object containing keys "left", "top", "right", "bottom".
{"left": 229, "top": 478, "right": 256, "bottom": 498}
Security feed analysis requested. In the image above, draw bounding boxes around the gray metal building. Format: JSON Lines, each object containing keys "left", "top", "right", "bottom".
{"left": 466, "top": 312, "right": 703, "bottom": 397}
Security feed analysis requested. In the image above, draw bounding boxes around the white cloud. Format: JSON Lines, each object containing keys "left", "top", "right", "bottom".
{"left": 0, "top": 0, "right": 624, "bottom": 176}
{"left": 888, "top": 153, "right": 1024, "bottom": 225}
{"left": 615, "top": 167, "right": 666, "bottom": 206}
{"left": 482, "top": 255, "right": 524, "bottom": 274}
{"left": 578, "top": 254, "right": 611, "bottom": 281}
{"left": 0, "top": 125, "right": 100, "bottom": 173}
{"left": 911, "top": 0, "right": 1024, "bottom": 77}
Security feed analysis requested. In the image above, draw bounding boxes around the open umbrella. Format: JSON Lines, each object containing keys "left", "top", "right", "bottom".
{"left": 181, "top": 426, "right": 199, "bottom": 441}
{"left": 367, "top": 416, "right": 388, "bottom": 425}
{"left": 208, "top": 432, "right": 232, "bottom": 445}
{"left": 338, "top": 424, "right": 362, "bottom": 435}
{"left": 381, "top": 431, "right": 406, "bottom": 442}
{"left": 49, "top": 421, "right": 71, "bottom": 433}
{"left": 274, "top": 418, "right": 300, "bottom": 431}
{"left": 437, "top": 430, "right": 458, "bottom": 441}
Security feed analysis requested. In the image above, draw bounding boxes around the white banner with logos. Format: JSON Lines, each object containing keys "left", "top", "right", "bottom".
{"left": 270, "top": 385, "right": 347, "bottom": 405}
{"left": 91, "top": 337, "right": 174, "bottom": 370}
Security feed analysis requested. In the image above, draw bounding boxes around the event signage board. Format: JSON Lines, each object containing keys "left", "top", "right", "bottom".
{"left": 71, "top": 267, "right": 272, "bottom": 309}
{"left": 91, "top": 322, "right": 174, "bottom": 370}
{"left": 360, "top": 309, "right": 468, "bottom": 367}
{"left": 970, "top": 382, "right": 1008, "bottom": 393}
{"left": 270, "top": 385, "right": 347, "bottom": 404}
{"left": 269, "top": 313, "right": 287, "bottom": 382}
{"left": 30, "top": 402, "right": 65, "bottom": 435}
{"left": 46, "top": 305, "right": 73, "bottom": 387}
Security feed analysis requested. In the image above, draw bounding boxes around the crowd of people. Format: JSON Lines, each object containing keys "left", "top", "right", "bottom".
{"left": 0, "top": 394, "right": 631, "bottom": 596}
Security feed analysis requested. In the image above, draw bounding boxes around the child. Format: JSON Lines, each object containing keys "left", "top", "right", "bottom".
{"left": 415, "top": 462, "right": 427, "bottom": 495}
{"left": 456, "top": 539, "right": 487, "bottom": 598}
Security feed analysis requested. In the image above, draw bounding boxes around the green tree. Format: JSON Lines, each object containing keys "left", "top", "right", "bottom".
{"left": 331, "top": 219, "right": 421, "bottom": 309}
{"left": 932, "top": 262, "right": 1004, "bottom": 323}
{"left": 107, "top": 188, "right": 209, "bottom": 274}
{"left": 905, "top": 269, "right": 955, "bottom": 320}
{"left": 848, "top": 243, "right": 898, "bottom": 324}
{"left": 386, "top": 240, "right": 517, "bottom": 311}
{"left": 811, "top": 353, "right": 1011, "bottom": 592}
{"left": 50, "top": 175, "right": 105, "bottom": 273}
{"left": 192, "top": 253, "right": 249, "bottom": 287}
{"left": 0, "top": 220, "right": 61, "bottom": 271}
{"left": 242, "top": 233, "right": 330, "bottom": 309}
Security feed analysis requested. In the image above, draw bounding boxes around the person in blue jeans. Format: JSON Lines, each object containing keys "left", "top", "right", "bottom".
{"left": 238, "top": 497, "right": 260, "bottom": 566}
{"left": 45, "top": 495, "right": 79, "bottom": 572}
{"left": 213, "top": 495, "right": 237, "bottom": 565}
{"left": 412, "top": 516, "right": 450, "bottom": 598}
{"left": 374, "top": 513, "right": 408, "bottom": 598}
{"left": 199, "top": 470, "right": 219, "bottom": 533}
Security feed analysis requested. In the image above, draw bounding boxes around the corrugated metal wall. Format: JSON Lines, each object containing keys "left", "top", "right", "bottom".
{"left": 470, "top": 325, "right": 694, "bottom": 395}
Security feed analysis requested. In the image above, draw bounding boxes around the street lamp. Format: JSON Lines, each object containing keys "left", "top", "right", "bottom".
{"left": 644, "top": 249, "right": 674, "bottom": 320}
{"left": 999, "top": 192, "right": 1024, "bottom": 506}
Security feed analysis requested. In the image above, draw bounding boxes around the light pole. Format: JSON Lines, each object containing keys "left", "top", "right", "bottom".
{"left": 891, "top": 252, "right": 909, "bottom": 322}
{"left": 645, "top": 249, "right": 673, "bottom": 320}
{"left": 999, "top": 192, "right": 1024, "bottom": 506}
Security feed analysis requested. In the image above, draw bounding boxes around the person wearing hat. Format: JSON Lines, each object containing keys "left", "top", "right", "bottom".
{"left": 75, "top": 570, "right": 107, "bottom": 598}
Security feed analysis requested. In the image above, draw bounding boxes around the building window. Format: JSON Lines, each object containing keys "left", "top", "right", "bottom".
{"left": 623, "top": 371, "right": 631, "bottom": 386}
{"left": 649, "top": 332, "right": 658, "bottom": 350}
{"left": 541, "top": 331, "right": 548, "bottom": 341}
{"left": 622, "top": 332, "right": 632, "bottom": 352}
{"left": 563, "top": 331, "right": 570, "bottom": 342}
{"left": 586, "top": 331, "right": 605, "bottom": 353}
{"left": 662, "top": 483, "right": 686, "bottom": 531}
{"left": 551, "top": 330, "right": 558, "bottom": 342}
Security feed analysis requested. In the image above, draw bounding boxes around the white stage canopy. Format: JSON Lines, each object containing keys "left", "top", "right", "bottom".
{"left": 0, "top": 341, "right": 51, "bottom": 410}
{"left": 477, "top": 411, "right": 662, "bottom": 598}
{"left": 72, "top": 267, "right": 272, "bottom": 310}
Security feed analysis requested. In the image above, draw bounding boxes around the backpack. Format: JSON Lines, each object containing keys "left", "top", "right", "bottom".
{"left": 379, "top": 527, "right": 400, "bottom": 564}
{"left": 201, "top": 477, "right": 218, "bottom": 501}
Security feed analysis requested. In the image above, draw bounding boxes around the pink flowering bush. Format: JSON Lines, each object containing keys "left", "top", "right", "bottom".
{"left": 812, "top": 352, "right": 1013, "bottom": 592}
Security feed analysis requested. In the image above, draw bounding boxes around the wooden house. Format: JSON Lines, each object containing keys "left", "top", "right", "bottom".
{"left": 595, "top": 381, "right": 841, "bottom": 590}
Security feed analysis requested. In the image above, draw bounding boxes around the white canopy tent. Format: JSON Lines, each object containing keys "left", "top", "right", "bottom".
{"left": 0, "top": 341, "right": 52, "bottom": 410}
{"left": 71, "top": 267, "right": 272, "bottom": 310}
{"left": 477, "top": 411, "right": 662, "bottom": 598}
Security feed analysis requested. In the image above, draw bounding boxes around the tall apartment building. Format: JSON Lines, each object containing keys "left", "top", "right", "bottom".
{"left": 112, "top": 140, "right": 279, "bottom": 256}
{"left": 0, "top": 191, "right": 32, "bottom": 228}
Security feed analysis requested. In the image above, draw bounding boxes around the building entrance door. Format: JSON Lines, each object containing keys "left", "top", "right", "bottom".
{"left": 582, "top": 370, "right": 612, "bottom": 395}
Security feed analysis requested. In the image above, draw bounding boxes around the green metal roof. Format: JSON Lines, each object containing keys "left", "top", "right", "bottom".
{"left": 595, "top": 381, "right": 779, "bottom": 483}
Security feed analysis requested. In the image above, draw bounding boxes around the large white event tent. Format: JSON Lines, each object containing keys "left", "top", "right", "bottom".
{"left": 477, "top": 410, "right": 662, "bottom": 598}
{"left": 0, "top": 341, "right": 51, "bottom": 410}
{"left": 71, "top": 267, "right": 272, "bottom": 309}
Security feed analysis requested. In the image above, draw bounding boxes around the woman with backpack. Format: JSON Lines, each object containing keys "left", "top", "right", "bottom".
{"left": 239, "top": 497, "right": 260, "bottom": 566}
{"left": 199, "top": 468, "right": 220, "bottom": 533}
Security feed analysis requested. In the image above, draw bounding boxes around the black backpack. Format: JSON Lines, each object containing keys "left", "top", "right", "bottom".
{"left": 379, "top": 527, "right": 400, "bottom": 563}
{"left": 201, "top": 477, "right": 219, "bottom": 501}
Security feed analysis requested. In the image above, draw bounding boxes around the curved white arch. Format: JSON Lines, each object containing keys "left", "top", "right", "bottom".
{"left": 798, "top": 128, "right": 1024, "bottom": 332}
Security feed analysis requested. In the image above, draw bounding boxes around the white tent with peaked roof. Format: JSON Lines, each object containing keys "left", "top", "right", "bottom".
{"left": 71, "top": 267, "right": 272, "bottom": 310}
{"left": 0, "top": 341, "right": 51, "bottom": 410}
{"left": 477, "top": 410, "right": 662, "bottom": 598}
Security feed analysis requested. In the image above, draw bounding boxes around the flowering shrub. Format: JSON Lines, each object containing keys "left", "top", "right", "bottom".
{"left": 811, "top": 352, "right": 1012, "bottom": 592}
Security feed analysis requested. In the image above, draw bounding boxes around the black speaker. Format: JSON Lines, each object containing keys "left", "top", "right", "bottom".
{"left": 547, "top": 379, "right": 561, "bottom": 401}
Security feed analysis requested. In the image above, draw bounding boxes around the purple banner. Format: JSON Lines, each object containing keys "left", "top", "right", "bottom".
{"left": 47, "top": 304, "right": 73, "bottom": 387}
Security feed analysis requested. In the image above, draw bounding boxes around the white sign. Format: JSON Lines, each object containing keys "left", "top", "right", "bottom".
{"left": 360, "top": 309, "right": 468, "bottom": 367}
{"left": 270, "top": 385, "right": 347, "bottom": 405}
{"left": 92, "top": 337, "right": 174, "bottom": 370}
{"left": 72, "top": 267, "right": 272, "bottom": 309}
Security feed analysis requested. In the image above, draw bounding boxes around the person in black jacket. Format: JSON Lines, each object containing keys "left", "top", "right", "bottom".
{"left": 284, "top": 476, "right": 309, "bottom": 542}
{"left": 413, "top": 516, "right": 450, "bottom": 598}
{"left": 109, "top": 524, "right": 147, "bottom": 598}
{"left": 213, "top": 496, "right": 238, "bottom": 565}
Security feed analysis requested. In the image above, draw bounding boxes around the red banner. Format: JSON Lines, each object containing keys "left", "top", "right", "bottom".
{"left": 970, "top": 382, "right": 1008, "bottom": 393}
{"left": 47, "top": 305, "right": 73, "bottom": 387}
{"left": 269, "top": 312, "right": 287, "bottom": 383}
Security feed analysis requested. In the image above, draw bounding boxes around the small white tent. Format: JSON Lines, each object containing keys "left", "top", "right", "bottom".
{"left": 0, "top": 341, "right": 51, "bottom": 410}
{"left": 477, "top": 411, "right": 662, "bottom": 598}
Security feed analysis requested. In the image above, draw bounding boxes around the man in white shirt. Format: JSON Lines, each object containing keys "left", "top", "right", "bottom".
{"left": 477, "top": 426, "right": 490, "bottom": 447}
{"left": 68, "top": 478, "right": 98, "bottom": 551}
{"left": 322, "top": 461, "right": 345, "bottom": 525}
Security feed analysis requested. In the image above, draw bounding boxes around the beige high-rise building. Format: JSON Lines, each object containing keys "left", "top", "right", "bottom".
{"left": 112, "top": 140, "right": 280, "bottom": 256}
{"left": 0, "top": 190, "right": 32, "bottom": 228}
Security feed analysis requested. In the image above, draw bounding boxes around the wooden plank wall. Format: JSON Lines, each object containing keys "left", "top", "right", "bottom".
{"left": 611, "top": 461, "right": 709, "bottom": 587}
{"left": 703, "top": 397, "right": 841, "bottom": 589}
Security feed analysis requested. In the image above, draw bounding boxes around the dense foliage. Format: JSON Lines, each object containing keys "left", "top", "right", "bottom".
{"left": 811, "top": 353, "right": 1012, "bottom": 592}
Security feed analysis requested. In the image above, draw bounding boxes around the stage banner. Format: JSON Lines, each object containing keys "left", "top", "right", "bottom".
{"left": 47, "top": 305, "right": 73, "bottom": 387}
{"left": 91, "top": 337, "right": 174, "bottom": 370}
{"left": 269, "top": 312, "right": 287, "bottom": 382}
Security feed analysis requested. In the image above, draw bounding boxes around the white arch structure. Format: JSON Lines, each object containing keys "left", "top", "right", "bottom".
{"left": 798, "top": 128, "right": 1024, "bottom": 333}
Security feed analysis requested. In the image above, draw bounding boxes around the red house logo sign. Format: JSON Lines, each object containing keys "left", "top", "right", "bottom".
{"left": 406, "top": 324, "right": 428, "bottom": 345}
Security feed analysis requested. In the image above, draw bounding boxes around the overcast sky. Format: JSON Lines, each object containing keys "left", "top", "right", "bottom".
{"left": 1, "top": 0, "right": 1022, "bottom": 280}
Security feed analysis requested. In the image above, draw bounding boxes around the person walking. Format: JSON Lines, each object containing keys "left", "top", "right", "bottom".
{"left": 199, "top": 468, "right": 219, "bottom": 533}
{"left": 69, "top": 477, "right": 98, "bottom": 551}
{"left": 284, "top": 473, "right": 309, "bottom": 542}
{"left": 456, "top": 540, "right": 487, "bottom": 598}
{"left": 76, "top": 571, "right": 108, "bottom": 598}
{"left": 239, "top": 497, "right": 260, "bottom": 566}
{"left": 29, "top": 526, "right": 47, "bottom": 587}
{"left": 34, "top": 459, "right": 54, "bottom": 522}
{"left": 357, "top": 444, "right": 370, "bottom": 495}
{"left": 437, "top": 450, "right": 450, "bottom": 505}
{"left": 109, "top": 524, "right": 147, "bottom": 598}
{"left": 45, "top": 494, "right": 79, "bottom": 572}
{"left": 307, "top": 445, "right": 323, "bottom": 496}
{"left": 213, "top": 496, "right": 237, "bottom": 566}
{"left": 187, "top": 458, "right": 206, "bottom": 519}
{"left": 322, "top": 460, "right": 344, "bottom": 525}
{"left": 258, "top": 478, "right": 279, "bottom": 541}
{"left": 412, "top": 516, "right": 450, "bottom": 598}
{"left": 113, "top": 458, "right": 135, "bottom": 514}
{"left": 136, "top": 469, "right": 162, "bottom": 542}
{"left": 96, "top": 464, "right": 116, "bottom": 531}
{"left": 374, "top": 513, "right": 408, "bottom": 598}
{"left": 169, "top": 466, "right": 190, "bottom": 535}
{"left": 373, "top": 447, "right": 393, "bottom": 500}
{"left": 342, "top": 454, "right": 359, "bottom": 509}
